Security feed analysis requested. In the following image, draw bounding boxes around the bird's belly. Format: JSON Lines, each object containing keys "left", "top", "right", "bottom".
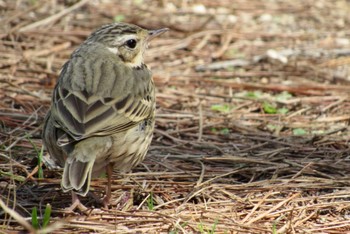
{"left": 90, "top": 119, "right": 154, "bottom": 177}
{"left": 109, "top": 119, "right": 154, "bottom": 172}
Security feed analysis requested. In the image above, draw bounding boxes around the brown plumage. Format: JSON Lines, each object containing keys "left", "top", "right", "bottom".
{"left": 42, "top": 23, "right": 168, "bottom": 210}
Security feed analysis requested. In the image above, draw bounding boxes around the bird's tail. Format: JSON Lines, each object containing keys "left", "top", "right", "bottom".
{"left": 61, "top": 156, "right": 95, "bottom": 196}
{"left": 60, "top": 136, "right": 112, "bottom": 196}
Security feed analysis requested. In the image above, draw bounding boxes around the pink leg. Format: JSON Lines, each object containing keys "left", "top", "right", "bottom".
{"left": 102, "top": 162, "right": 115, "bottom": 208}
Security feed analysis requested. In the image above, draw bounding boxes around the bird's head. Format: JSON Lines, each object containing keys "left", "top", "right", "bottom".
{"left": 86, "top": 22, "right": 168, "bottom": 68}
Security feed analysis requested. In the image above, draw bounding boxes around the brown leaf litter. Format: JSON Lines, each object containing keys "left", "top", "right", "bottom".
{"left": 0, "top": 0, "right": 350, "bottom": 233}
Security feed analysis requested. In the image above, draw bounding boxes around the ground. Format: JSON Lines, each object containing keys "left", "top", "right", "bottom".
{"left": 1, "top": 0, "right": 350, "bottom": 233}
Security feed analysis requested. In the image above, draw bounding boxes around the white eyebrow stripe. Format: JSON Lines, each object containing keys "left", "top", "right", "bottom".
{"left": 110, "top": 34, "right": 138, "bottom": 47}
{"left": 120, "top": 34, "right": 138, "bottom": 41}
{"left": 107, "top": 47, "right": 119, "bottom": 54}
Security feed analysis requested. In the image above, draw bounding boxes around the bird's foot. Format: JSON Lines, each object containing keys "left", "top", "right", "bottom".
{"left": 63, "top": 192, "right": 91, "bottom": 214}
{"left": 63, "top": 198, "right": 89, "bottom": 213}
{"left": 102, "top": 196, "right": 110, "bottom": 209}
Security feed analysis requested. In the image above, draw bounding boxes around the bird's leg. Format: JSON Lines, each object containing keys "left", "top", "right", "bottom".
{"left": 64, "top": 192, "right": 89, "bottom": 213}
{"left": 102, "top": 162, "right": 115, "bottom": 208}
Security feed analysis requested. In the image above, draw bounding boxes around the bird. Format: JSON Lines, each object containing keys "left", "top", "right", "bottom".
{"left": 42, "top": 22, "right": 168, "bottom": 211}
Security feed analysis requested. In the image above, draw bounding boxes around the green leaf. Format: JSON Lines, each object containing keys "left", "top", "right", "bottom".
{"left": 114, "top": 14, "right": 125, "bottom": 22}
{"left": 277, "top": 107, "right": 289, "bottom": 114}
{"left": 26, "top": 134, "right": 44, "bottom": 179}
{"left": 245, "top": 90, "right": 262, "bottom": 99}
{"left": 276, "top": 91, "right": 292, "bottom": 102}
{"left": 169, "top": 222, "right": 188, "bottom": 234}
{"left": 198, "top": 221, "right": 205, "bottom": 233}
{"left": 272, "top": 222, "right": 277, "bottom": 234}
{"left": 181, "top": 222, "right": 188, "bottom": 228}
{"left": 263, "top": 102, "right": 277, "bottom": 114}
{"left": 0, "top": 170, "right": 26, "bottom": 182}
{"left": 293, "top": 128, "right": 307, "bottom": 135}
{"left": 38, "top": 145, "right": 44, "bottom": 179}
{"left": 267, "top": 124, "right": 277, "bottom": 131}
{"left": 147, "top": 192, "right": 154, "bottom": 211}
{"left": 220, "top": 128, "right": 230, "bottom": 135}
{"left": 31, "top": 207, "right": 39, "bottom": 229}
{"left": 211, "top": 219, "right": 219, "bottom": 233}
{"left": 311, "top": 130, "right": 325, "bottom": 135}
{"left": 211, "top": 104, "right": 231, "bottom": 113}
{"left": 42, "top": 204, "right": 51, "bottom": 228}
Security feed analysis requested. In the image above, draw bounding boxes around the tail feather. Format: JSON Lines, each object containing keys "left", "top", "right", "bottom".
{"left": 59, "top": 136, "right": 112, "bottom": 196}
{"left": 61, "top": 157, "right": 95, "bottom": 196}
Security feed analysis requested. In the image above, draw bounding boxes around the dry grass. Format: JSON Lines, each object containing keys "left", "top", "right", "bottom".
{"left": 1, "top": 0, "right": 350, "bottom": 233}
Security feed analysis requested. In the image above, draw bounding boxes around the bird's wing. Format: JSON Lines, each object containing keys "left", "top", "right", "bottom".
{"left": 51, "top": 55, "right": 154, "bottom": 144}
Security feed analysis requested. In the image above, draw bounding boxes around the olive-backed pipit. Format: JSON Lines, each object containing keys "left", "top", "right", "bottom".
{"left": 42, "top": 23, "right": 168, "bottom": 211}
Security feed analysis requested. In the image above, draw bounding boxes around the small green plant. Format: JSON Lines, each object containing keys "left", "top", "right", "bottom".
{"left": 293, "top": 128, "right": 307, "bottom": 136}
{"left": 275, "top": 91, "right": 292, "bottom": 102}
{"left": 272, "top": 222, "right": 277, "bottom": 234}
{"left": 243, "top": 91, "right": 291, "bottom": 114}
{"left": 211, "top": 104, "right": 232, "bottom": 113}
{"left": 220, "top": 128, "right": 230, "bottom": 135}
{"left": 147, "top": 192, "right": 154, "bottom": 211}
{"left": 211, "top": 219, "right": 218, "bottom": 233}
{"left": 211, "top": 128, "right": 230, "bottom": 135}
{"left": 262, "top": 102, "right": 289, "bottom": 114}
{"left": 37, "top": 145, "right": 44, "bottom": 179}
{"left": 114, "top": 14, "right": 125, "bottom": 22}
{"left": 32, "top": 207, "right": 39, "bottom": 229}
{"left": 266, "top": 124, "right": 277, "bottom": 131}
{"left": 197, "top": 219, "right": 218, "bottom": 234}
{"left": 0, "top": 170, "right": 25, "bottom": 182}
{"left": 277, "top": 107, "right": 289, "bottom": 114}
{"left": 245, "top": 90, "right": 263, "bottom": 99}
{"left": 169, "top": 222, "right": 188, "bottom": 234}
{"left": 31, "top": 204, "right": 52, "bottom": 229}
{"left": 26, "top": 135, "right": 44, "bottom": 179}
{"left": 263, "top": 102, "right": 277, "bottom": 114}
{"left": 198, "top": 222, "right": 205, "bottom": 233}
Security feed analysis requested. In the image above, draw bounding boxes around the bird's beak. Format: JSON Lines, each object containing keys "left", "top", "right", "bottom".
{"left": 147, "top": 28, "right": 169, "bottom": 41}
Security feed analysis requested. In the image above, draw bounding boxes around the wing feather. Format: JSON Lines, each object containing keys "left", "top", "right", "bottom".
{"left": 51, "top": 47, "right": 154, "bottom": 143}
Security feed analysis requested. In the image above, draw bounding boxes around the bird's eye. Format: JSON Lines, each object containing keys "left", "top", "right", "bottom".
{"left": 125, "top": 39, "right": 137, "bottom": 49}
